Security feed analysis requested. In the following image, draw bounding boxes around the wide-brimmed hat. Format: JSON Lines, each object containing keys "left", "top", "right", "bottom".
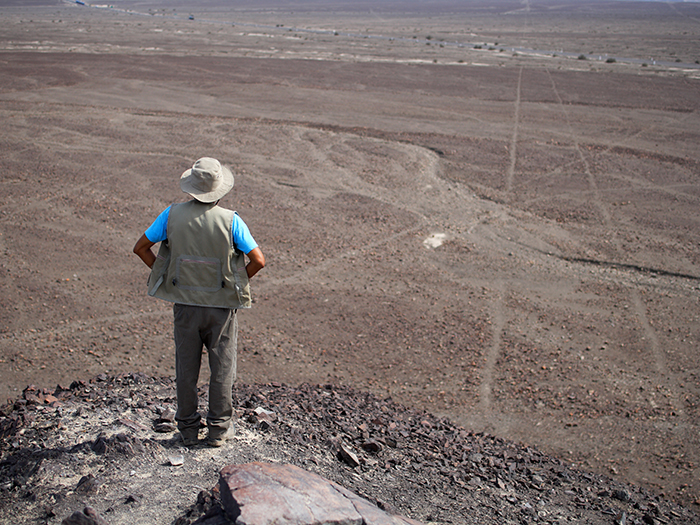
{"left": 180, "top": 157, "right": 234, "bottom": 203}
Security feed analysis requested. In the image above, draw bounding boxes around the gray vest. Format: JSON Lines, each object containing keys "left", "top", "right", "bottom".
{"left": 147, "top": 201, "right": 251, "bottom": 309}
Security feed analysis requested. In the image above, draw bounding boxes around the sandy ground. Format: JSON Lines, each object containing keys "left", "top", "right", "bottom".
{"left": 1, "top": 0, "right": 699, "bottom": 511}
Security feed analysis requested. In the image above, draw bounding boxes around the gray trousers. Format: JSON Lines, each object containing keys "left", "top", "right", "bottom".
{"left": 173, "top": 304, "right": 237, "bottom": 439}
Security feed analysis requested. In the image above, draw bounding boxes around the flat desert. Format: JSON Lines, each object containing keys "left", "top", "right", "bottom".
{"left": 1, "top": 0, "right": 699, "bottom": 516}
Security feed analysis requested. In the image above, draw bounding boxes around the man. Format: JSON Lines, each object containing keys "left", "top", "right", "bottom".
{"left": 133, "top": 157, "right": 265, "bottom": 447}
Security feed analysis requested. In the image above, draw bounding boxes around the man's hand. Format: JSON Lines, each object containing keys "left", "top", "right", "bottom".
{"left": 246, "top": 247, "right": 265, "bottom": 278}
{"left": 133, "top": 234, "right": 156, "bottom": 269}
{"left": 135, "top": 234, "right": 264, "bottom": 278}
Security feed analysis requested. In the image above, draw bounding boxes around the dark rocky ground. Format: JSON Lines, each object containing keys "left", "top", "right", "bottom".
{"left": 1, "top": 373, "right": 698, "bottom": 525}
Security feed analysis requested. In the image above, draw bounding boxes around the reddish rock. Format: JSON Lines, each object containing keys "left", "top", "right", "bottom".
{"left": 219, "top": 462, "right": 423, "bottom": 525}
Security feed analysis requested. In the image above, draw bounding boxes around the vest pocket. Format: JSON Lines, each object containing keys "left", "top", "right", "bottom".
{"left": 233, "top": 265, "right": 249, "bottom": 303}
{"left": 174, "top": 255, "right": 222, "bottom": 292}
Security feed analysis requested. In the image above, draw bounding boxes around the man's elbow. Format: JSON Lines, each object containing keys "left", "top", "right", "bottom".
{"left": 250, "top": 248, "right": 265, "bottom": 268}
{"left": 252, "top": 258, "right": 265, "bottom": 275}
{"left": 246, "top": 248, "right": 265, "bottom": 278}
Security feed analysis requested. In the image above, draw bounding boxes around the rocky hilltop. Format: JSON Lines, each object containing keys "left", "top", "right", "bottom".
{"left": 1, "top": 374, "right": 698, "bottom": 524}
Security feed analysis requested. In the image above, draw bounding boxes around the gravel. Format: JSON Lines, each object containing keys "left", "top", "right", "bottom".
{"left": 1, "top": 374, "right": 698, "bottom": 524}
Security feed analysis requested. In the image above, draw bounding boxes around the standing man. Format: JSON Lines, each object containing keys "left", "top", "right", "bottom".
{"left": 133, "top": 157, "right": 265, "bottom": 447}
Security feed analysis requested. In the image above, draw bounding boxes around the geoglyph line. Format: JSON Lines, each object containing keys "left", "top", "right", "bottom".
{"left": 479, "top": 280, "right": 505, "bottom": 412}
{"left": 506, "top": 67, "right": 523, "bottom": 195}
{"left": 546, "top": 68, "right": 681, "bottom": 415}
{"left": 546, "top": 70, "right": 612, "bottom": 225}
{"left": 615, "top": 110, "right": 698, "bottom": 152}
{"left": 261, "top": 222, "right": 427, "bottom": 288}
{"left": 480, "top": 67, "right": 521, "bottom": 410}
{"left": 0, "top": 309, "right": 170, "bottom": 345}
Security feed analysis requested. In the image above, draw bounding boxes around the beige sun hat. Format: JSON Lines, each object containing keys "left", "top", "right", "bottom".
{"left": 180, "top": 157, "right": 234, "bottom": 203}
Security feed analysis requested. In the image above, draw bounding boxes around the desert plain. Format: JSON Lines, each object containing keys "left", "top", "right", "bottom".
{"left": 0, "top": 0, "right": 699, "bottom": 513}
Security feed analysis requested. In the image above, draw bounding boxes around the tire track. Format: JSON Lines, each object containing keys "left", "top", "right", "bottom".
{"left": 511, "top": 160, "right": 578, "bottom": 193}
{"left": 666, "top": 1, "right": 700, "bottom": 23}
{"left": 630, "top": 290, "right": 685, "bottom": 417}
{"left": 603, "top": 170, "right": 700, "bottom": 203}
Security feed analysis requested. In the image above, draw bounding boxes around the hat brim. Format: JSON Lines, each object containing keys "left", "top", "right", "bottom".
{"left": 180, "top": 164, "right": 234, "bottom": 203}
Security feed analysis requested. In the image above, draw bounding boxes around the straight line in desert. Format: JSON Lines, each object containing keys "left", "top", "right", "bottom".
{"left": 604, "top": 170, "right": 700, "bottom": 203}
{"left": 478, "top": 280, "right": 505, "bottom": 412}
{"left": 630, "top": 289, "right": 685, "bottom": 417}
{"left": 614, "top": 110, "right": 698, "bottom": 153}
{"left": 546, "top": 69, "right": 612, "bottom": 226}
{"left": 546, "top": 68, "right": 684, "bottom": 419}
{"left": 510, "top": 161, "right": 576, "bottom": 194}
{"left": 666, "top": 1, "right": 700, "bottom": 23}
{"left": 522, "top": 175, "right": 700, "bottom": 207}
{"left": 478, "top": 68, "right": 521, "bottom": 412}
{"left": 506, "top": 67, "right": 523, "bottom": 195}
{"left": 0, "top": 310, "right": 170, "bottom": 346}
{"left": 261, "top": 222, "right": 427, "bottom": 288}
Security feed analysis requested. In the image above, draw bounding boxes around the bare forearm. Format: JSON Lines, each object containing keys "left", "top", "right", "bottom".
{"left": 133, "top": 234, "right": 156, "bottom": 269}
{"left": 137, "top": 249, "right": 156, "bottom": 269}
{"left": 246, "top": 247, "right": 265, "bottom": 278}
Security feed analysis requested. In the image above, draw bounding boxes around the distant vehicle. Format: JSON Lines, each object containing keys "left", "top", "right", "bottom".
{"left": 188, "top": 15, "right": 194, "bottom": 20}
{"left": 76, "top": 0, "right": 86, "bottom": 4}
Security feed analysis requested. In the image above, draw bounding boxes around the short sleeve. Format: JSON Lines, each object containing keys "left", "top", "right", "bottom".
{"left": 232, "top": 212, "right": 258, "bottom": 254}
{"left": 144, "top": 206, "right": 171, "bottom": 243}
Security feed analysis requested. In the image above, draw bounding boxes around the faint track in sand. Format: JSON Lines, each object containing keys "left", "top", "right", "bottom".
{"left": 479, "top": 280, "right": 505, "bottom": 412}
{"left": 479, "top": 67, "right": 521, "bottom": 414}
{"left": 546, "top": 70, "right": 612, "bottom": 225}
{"left": 260, "top": 222, "right": 427, "bottom": 288}
{"left": 546, "top": 68, "right": 687, "bottom": 421}
{"left": 506, "top": 67, "right": 522, "bottom": 195}
{"left": 665, "top": 1, "right": 700, "bottom": 23}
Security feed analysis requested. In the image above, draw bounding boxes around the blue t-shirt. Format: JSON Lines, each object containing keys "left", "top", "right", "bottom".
{"left": 145, "top": 205, "right": 258, "bottom": 254}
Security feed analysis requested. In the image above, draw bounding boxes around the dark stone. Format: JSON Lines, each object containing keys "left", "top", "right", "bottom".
{"left": 61, "top": 506, "right": 108, "bottom": 525}
{"left": 75, "top": 475, "right": 100, "bottom": 494}
{"left": 91, "top": 435, "right": 108, "bottom": 455}
{"left": 612, "top": 489, "right": 632, "bottom": 502}
{"left": 338, "top": 443, "right": 361, "bottom": 468}
{"left": 361, "top": 440, "right": 383, "bottom": 453}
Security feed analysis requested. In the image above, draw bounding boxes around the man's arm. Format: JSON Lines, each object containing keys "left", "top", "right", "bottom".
{"left": 136, "top": 229, "right": 263, "bottom": 276}
{"left": 133, "top": 234, "right": 156, "bottom": 269}
{"left": 246, "top": 247, "right": 265, "bottom": 278}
